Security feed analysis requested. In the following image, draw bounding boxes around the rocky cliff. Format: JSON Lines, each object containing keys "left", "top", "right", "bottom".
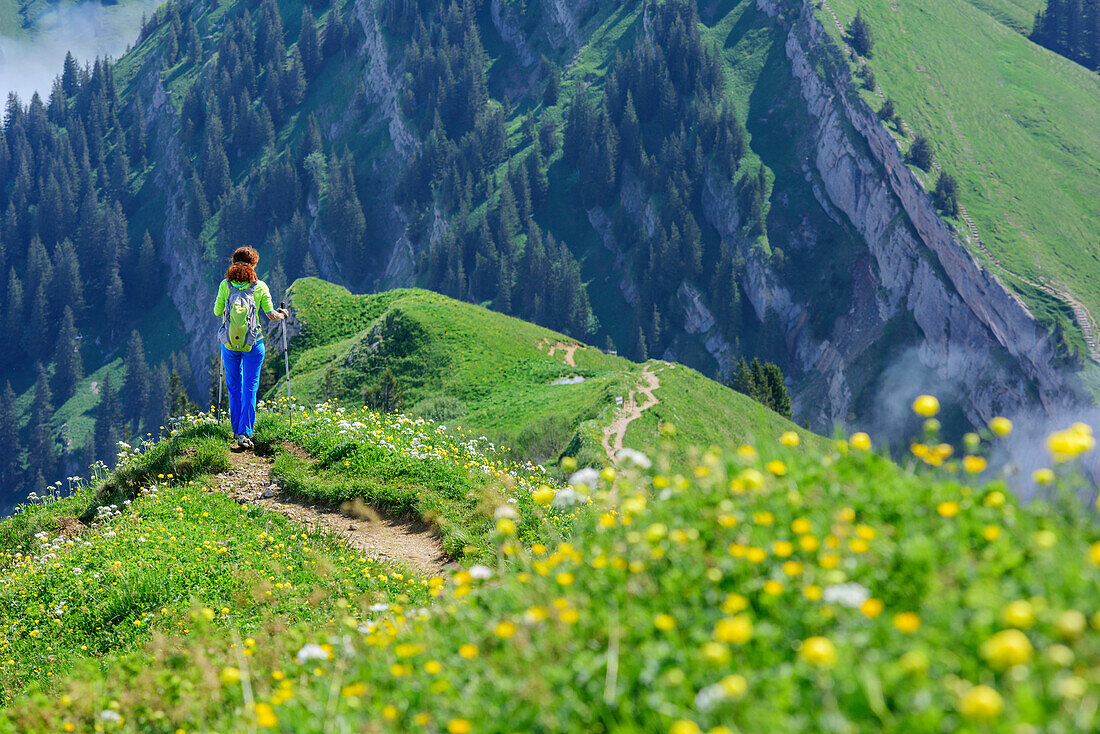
{"left": 737, "top": 0, "right": 1084, "bottom": 431}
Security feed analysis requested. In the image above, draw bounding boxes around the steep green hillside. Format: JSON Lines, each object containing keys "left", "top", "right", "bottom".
{"left": 4, "top": 397, "right": 1100, "bottom": 731}
{"left": 276, "top": 278, "right": 811, "bottom": 468}
{"left": 824, "top": 0, "right": 1100, "bottom": 357}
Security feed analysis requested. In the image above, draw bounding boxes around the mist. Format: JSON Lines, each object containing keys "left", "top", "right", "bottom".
{"left": 0, "top": 0, "right": 164, "bottom": 104}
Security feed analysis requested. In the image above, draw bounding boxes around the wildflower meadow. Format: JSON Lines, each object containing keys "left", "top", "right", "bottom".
{"left": 2, "top": 398, "right": 1100, "bottom": 732}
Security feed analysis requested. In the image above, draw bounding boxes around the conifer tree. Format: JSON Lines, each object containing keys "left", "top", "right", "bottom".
{"left": 53, "top": 306, "right": 83, "bottom": 402}
{"left": 28, "top": 366, "right": 58, "bottom": 481}
{"left": 0, "top": 382, "right": 24, "bottom": 497}
{"left": 123, "top": 330, "right": 152, "bottom": 429}
{"left": 147, "top": 362, "right": 170, "bottom": 429}
{"left": 848, "top": 11, "right": 874, "bottom": 57}
{"left": 94, "top": 374, "right": 122, "bottom": 466}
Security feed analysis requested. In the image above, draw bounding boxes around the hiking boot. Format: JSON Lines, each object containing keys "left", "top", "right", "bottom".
{"left": 238, "top": 434, "right": 254, "bottom": 449}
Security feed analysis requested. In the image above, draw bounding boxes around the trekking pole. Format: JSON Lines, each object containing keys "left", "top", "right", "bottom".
{"left": 217, "top": 348, "right": 223, "bottom": 422}
{"left": 281, "top": 301, "right": 292, "bottom": 428}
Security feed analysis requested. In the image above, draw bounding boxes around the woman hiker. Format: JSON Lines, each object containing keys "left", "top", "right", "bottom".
{"left": 214, "top": 247, "right": 289, "bottom": 449}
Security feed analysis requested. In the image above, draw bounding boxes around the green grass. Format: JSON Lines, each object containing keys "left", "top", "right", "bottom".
{"left": 252, "top": 406, "right": 582, "bottom": 558}
{"left": 5, "top": 408, "right": 1100, "bottom": 731}
{"left": 279, "top": 278, "right": 813, "bottom": 468}
{"left": 0, "top": 421, "right": 430, "bottom": 706}
{"left": 824, "top": 0, "right": 1100, "bottom": 352}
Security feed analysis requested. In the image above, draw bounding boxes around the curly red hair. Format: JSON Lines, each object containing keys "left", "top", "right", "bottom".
{"left": 225, "top": 246, "right": 259, "bottom": 283}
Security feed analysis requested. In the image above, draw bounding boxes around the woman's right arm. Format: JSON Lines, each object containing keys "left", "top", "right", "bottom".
{"left": 213, "top": 281, "right": 227, "bottom": 317}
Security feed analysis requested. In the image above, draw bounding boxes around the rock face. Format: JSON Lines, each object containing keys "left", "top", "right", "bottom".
{"left": 735, "top": 0, "right": 1084, "bottom": 432}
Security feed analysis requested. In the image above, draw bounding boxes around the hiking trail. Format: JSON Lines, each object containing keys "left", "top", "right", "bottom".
{"left": 209, "top": 449, "right": 449, "bottom": 574}
{"left": 540, "top": 339, "right": 582, "bottom": 367}
{"left": 602, "top": 364, "right": 664, "bottom": 461}
{"left": 820, "top": 0, "right": 1100, "bottom": 363}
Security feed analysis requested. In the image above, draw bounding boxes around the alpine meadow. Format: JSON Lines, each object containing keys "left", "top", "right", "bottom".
{"left": 2, "top": 0, "right": 1100, "bottom": 729}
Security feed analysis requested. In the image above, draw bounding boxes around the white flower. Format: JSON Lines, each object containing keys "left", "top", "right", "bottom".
{"left": 72, "top": 567, "right": 82, "bottom": 575}
{"left": 99, "top": 711, "right": 121, "bottom": 722}
{"left": 616, "top": 448, "right": 652, "bottom": 469}
{"left": 552, "top": 487, "right": 586, "bottom": 509}
{"left": 493, "top": 504, "right": 518, "bottom": 520}
{"left": 468, "top": 564, "right": 493, "bottom": 580}
{"left": 295, "top": 643, "right": 329, "bottom": 663}
{"left": 568, "top": 468, "right": 600, "bottom": 489}
{"left": 822, "top": 582, "right": 870, "bottom": 608}
{"left": 369, "top": 602, "right": 390, "bottom": 612}
{"left": 694, "top": 682, "right": 727, "bottom": 711}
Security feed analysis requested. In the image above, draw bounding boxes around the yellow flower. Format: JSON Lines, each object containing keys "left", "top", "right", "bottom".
{"left": 782, "top": 560, "right": 803, "bottom": 576}
{"left": 496, "top": 518, "right": 516, "bottom": 536}
{"left": 721, "top": 593, "right": 749, "bottom": 614}
{"left": 556, "top": 572, "right": 574, "bottom": 586}
{"left": 669, "top": 721, "right": 701, "bottom": 734}
{"left": 958, "top": 685, "right": 1003, "bottom": 722}
{"left": 220, "top": 667, "right": 241, "bottom": 686}
{"left": 962, "top": 455, "right": 987, "bottom": 474}
{"left": 791, "top": 518, "right": 812, "bottom": 534}
{"left": 860, "top": 598, "right": 885, "bottom": 618}
{"left": 1089, "top": 541, "right": 1100, "bottom": 565}
{"left": 341, "top": 682, "right": 367, "bottom": 698}
{"left": 447, "top": 719, "right": 473, "bottom": 734}
{"left": 799, "top": 636, "right": 837, "bottom": 667}
{"left": 532, "top": 486, "right": 555, "bottom": 505}
{"left": 803, "top": 585, "right": 823, "bottom": 601}
{"left": 1047, "top": 425, "right": 1095, "bottom": 462}
{"left": 982, "top": 525, "right": 1001, "bottom": 541}
{"left": 980, "top": 629, "right": 1033, "bottom": 669}
{"left": 763, "top": 580, "right": 783, "bottom": 595}
{"left": 458, "top": 644, "right": 478, "bottom": 659}
{"left": 719, "top": 674, "right": 748, "bottom": 698}
{"left": 1055, "top": 609, "right": 1087, "bottom": 640}
{"left": 1001, "top": 600, "right": 1035, "bottom": 628}
{"left": 849, "top": 432, "right": 871, "bottom": 450}
{"left": 772, "top": 540, "right": 794, "bottom": 557}
{"left": 702, "top": 641, "right": 731, "bottom": 664}
{"left": 936, "top": 501, "right": 960, "bottom": 518}
{"left": 766, "top": 460, "right": 787, "bottom": 476}
{"left": 982, "top": 490, "right": 1005, "bottom": 508}
{"left": 799, "top": 535, "right": 819, "bottom": 552}
{"left": 1032, "top": 468, "right": 1055, "bottom": 485}
{"left": 911, "top": 395, "right": 940, "bottom": 417}
{"left": 739, "top": 468, "right": 765, "bottom": 490}
{"left": 713, "top": 615, "right": 753, "bottom": 645}
{"left": 989, "top": 416, "right": 1012, "bottom": 437}
{"left": 893, "top": 612, "right": 921, "bottom": 633}
{"left": 654, "top": 613, "right": 676, "bottom": 631}
{"left": 494, "top": 621, "right": 516, "bottom": 639}
{"left": 255, "top": 703, "right": 278, "bottom": 729}
{"left": 1033, "top": 529, "right": 1057, "bottom": 549}
{"left": 779, "top": 431, "right": 800, "bottom": 447}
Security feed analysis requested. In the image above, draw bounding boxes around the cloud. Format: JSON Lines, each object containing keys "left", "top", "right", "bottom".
{"left": 0, "top": 0, "right": 162, "bottom": 104}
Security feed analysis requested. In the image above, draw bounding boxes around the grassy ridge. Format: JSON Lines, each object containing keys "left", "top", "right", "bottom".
{"left": 280, "top": 278, "right": 812, "bottom": 467}
{"left": 824, "top": 0, "right": 1100, "bottom": 354}
{"left": 5, "top": 406, "right": 1100, "bottom": 731}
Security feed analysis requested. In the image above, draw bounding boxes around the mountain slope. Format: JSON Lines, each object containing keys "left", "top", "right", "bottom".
{"left": 273, "top": 277, "right": 812, "bottom": 467}
{"left": 822, "top": 0, "right": 1100, "bottom": 362}
{"left": 2, "top": 0, "right": 1098, "bottom": 507}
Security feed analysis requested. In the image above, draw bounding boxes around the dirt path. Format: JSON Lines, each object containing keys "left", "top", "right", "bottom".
{"left": 540, "top": 339, "right": 581, "bottom": 367}
{"left": 209, "top": 450, "right": 449, "bottom": 574}
{"left": 602, "top": 364, "right": 662, "bottom": 462}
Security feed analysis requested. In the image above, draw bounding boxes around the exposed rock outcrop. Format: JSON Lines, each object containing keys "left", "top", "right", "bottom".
{"left": 740, "top": 0, "right": 1082, "bottom": 431}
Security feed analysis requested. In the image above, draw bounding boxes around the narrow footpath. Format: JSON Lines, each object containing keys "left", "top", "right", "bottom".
{"left": 209, "top": 449, "right": 449, "bottom": 574}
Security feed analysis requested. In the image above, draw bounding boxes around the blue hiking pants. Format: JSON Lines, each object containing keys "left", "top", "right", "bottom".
{"left": 222, "top": 340, "right": 265, "bottom": 437}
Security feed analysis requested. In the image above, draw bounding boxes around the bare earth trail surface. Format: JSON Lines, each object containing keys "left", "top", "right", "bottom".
{"left": 602, "top": 363, "right": 667, "bottom": 462}
{"left": 539, "top": 339, "right": 582, "bottom": 367}
{"left": 209, "top": 449, "right": 449, "bottom": 574}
